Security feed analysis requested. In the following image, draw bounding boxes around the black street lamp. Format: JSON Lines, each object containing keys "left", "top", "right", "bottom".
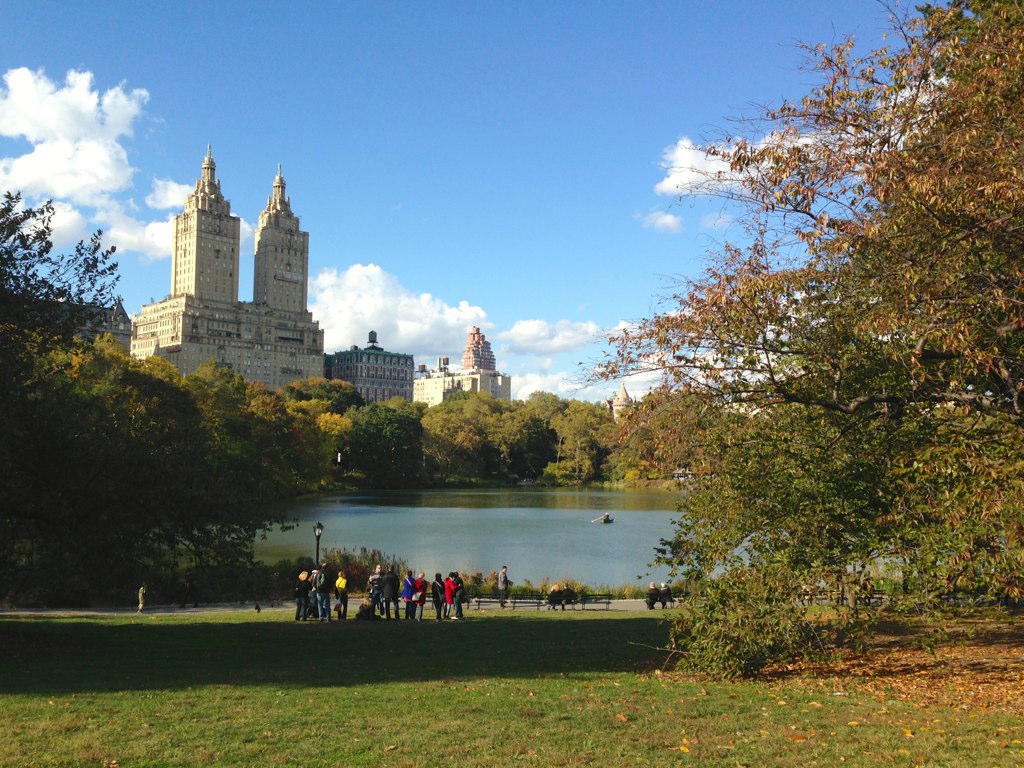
{"left": 314, "top": 521, "right": 324, "bottom": 564}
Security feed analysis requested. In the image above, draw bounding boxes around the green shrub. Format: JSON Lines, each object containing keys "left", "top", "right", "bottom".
{"left": 670, "top": 562, "right": 849, "bottom": 678}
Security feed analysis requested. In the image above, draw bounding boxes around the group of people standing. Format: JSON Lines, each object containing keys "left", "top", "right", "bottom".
{"left": 294, "top": 563, "right": 350, "bottom": 622}
{"left": 365, "top": 565, "right": 435, "bottom": 621}
{"left": 364, "top": 565, "right": 469, "bottom": 622}
{"left": 294, "top": 563, "right": 482, "bottom": 623}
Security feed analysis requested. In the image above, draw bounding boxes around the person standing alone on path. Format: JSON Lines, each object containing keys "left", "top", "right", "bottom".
{"left": 137, "top": 583, "right": 146, "bottom": 613}
{"left": 497, "top": 565, "right": 511, "bottom": 608}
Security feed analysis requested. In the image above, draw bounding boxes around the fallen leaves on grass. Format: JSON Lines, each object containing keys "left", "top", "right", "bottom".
{"left": 767, "top": 617, "right": 1024, "bottom": 714}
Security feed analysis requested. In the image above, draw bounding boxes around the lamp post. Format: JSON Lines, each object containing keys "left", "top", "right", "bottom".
{"left": 314, "top": 521, "right": 324, "bottom": 565}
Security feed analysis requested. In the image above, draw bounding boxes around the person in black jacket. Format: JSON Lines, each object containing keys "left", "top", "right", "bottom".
{"left": 380, "top": 566, "right": 400, "bottom": 620}
{"left": 658, "top": 582, "right": 673, "bottom": 607}
{"left": 355, "top": 598, "right": 381, "bottom": 621}
{"left": 294, "top": 572, "right": 312, "bottom": 621}
{"left": 548, "top": 583, "right": 564, "bottom": 610}
{"left": 431, "top": 573, "right": 445, "bottom": 622}
{"left": 314, "top": 563, "right": 334, "bottom": 622}
{"left": 645, "top": 582, "right": 660, "bottom": 610}
{"left": 452, "top": 571, "right": 465, "bottom": 619}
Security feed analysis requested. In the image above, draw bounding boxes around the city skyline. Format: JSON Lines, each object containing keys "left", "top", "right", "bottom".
{"left": 0, "top": 2, "right": 892, "bottom": 400}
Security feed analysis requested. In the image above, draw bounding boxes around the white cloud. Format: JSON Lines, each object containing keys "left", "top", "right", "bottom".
{"left": 0, "top": 68, "right": 148, "bottom": 206}
{"left": 654, "top": 136, "right": 734, "bottom": 197}
{"left": 637, "top": 210, "right": 683, "bottom": 233}
{"left": 310, "top": 265, "right": 616, "bottom": 401}
{"left": 0, "top": 68, "right": 146, "bottom": 142}
{"left": 498, "top": 319, "right": 601, "bottom": 356}
{"left": 512, "top": 371, "right": 579, "bottom": 400}
{"left": 0, "top": 137, "right": 133, "bottom": 206}
{"left": 93, "top": 200, "right": 174, "bottom": 262}
{"left": 310, "top": 263, "right": 489, "bottom": 358}
{"left": 511, "top": 371, "right": 627, "bottom": 404}
{"left": 146, "top": 178, "right": 192, "bottom": 209}
{"left": 47, "top": 201, "right": 89, "bottom": 248}
{"left": 239, "top": 218, "right": 254, "bottom": 252}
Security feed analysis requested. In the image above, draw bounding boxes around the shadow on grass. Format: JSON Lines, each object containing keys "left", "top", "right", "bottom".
{"left": 0, "top": 613, "right": 671, "bottom": 695}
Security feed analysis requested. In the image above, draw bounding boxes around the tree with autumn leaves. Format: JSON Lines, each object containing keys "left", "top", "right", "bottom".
{"left": 601, "top": 1, "right": 1024, "bottom": 675}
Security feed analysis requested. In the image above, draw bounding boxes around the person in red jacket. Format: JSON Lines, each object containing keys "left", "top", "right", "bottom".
{"left": 413, "top": 571, "right": 427, "bottom": 621}
{"left": 444, "top": 572, "right": 456, "bottom": 619}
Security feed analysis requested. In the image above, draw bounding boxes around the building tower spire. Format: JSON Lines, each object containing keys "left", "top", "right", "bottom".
{"left": 194, "top": 144, "right": 224, "bottom": 202}
{"left": 254, "top": 164, "right": 307, "bottom": 310}
{"left": 169, "top": 145, "right": 238, "bottom": 301}
{"left": 267, "top": 163, "right": 291, "bottom": 213}
{"left": 202, "top": 144, "right": 215, "bottom": 179}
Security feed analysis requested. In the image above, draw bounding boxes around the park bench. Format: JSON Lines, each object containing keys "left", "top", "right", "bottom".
{"left": 644, "top": 593, "right": 674, "bottom": 609}
{"left": 468, "top": 592, "right": 547, "bottom": 610}
{"left": 469, "top": 593, "right": 507, "bottom": 610}
{"left": 579, "top": 593, "right": 613, "bottom": 610}
{"left": 514, "top": 593, "right": 552, "bottom": 610}
{"left": 469, "top": 592, "right": 612, "bottom": 610}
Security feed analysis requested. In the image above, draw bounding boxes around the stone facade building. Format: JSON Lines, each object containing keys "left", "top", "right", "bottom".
{"left": 413, "top": 327, "right": 512, "bottom": 406}
{"left": 413, "top": 367, "right": 513, "bottom": 407}
{"left": 130, "top": 148, "right": 323, "bottom": 390}
{"left": 325, "top": 331, "right": 414, "bottom": 402}
{"left": 81, "top": 299, "right": 133, "bottom": 349}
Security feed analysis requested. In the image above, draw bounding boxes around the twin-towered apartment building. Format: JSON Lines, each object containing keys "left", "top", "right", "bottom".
{"left": 129, "top": 149, "right": 509, "bottom": 403}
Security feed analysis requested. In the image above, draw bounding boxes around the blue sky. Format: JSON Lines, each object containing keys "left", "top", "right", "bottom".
{"left": 0, "top": 1, "right": 891, "bottom": 400}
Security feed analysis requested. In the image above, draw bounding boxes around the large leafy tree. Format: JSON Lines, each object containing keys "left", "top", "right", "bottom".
{"left": 344, "top": 400, "right": 425, "bottom": 488}
{"left": 1, "top": 195, "right": 119, "bottom": 596}
{"left": 0, "top": 197, "right": 342, "bottom": 600}
{"left": 0, "top": 193, "right": 118, "bottom": 354}
{"left": 421, "top": 392, "right": 504, "bottom": 482}
{"left": 281, "top": 377, "right": 364, "bottom": 414}
{"left": 488, "top": 404, "right": 556, "bottom": 481}
{"left": 600, "top": 1, "right": 1024, "bottom": 672}
{"left": 546, "top": 400, "right": 614, "bottom": 485}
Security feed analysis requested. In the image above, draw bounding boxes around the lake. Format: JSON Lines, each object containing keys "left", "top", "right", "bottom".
{"left": 255, "top": 488, "right": 684, "bottom": 588}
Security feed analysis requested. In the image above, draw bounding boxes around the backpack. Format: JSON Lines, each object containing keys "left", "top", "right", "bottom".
{"left": 314, "top": 571, "right": 326, "bottom": 591}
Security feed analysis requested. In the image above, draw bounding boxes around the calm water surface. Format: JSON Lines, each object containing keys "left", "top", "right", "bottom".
{"left": 256, "top": 488, "right": 683, "bottom": 588}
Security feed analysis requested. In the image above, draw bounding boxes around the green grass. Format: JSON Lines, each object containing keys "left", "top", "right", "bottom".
{"left": 0, "top": 608, "right": 1021, "bottom": 767}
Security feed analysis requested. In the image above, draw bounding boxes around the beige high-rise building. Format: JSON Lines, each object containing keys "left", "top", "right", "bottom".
{"left": 413, "top": 368, "right": 512, "bottom": 407}
{"left": 413, "top": 327, "right": 512, "bottom": 406}
{"left": 131, "top": 148, "right": 324, "bottom": 390}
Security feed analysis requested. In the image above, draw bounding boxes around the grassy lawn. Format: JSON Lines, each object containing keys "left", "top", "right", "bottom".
{"left": 1, "top": 608, "right": 1022, "bottom": 767}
